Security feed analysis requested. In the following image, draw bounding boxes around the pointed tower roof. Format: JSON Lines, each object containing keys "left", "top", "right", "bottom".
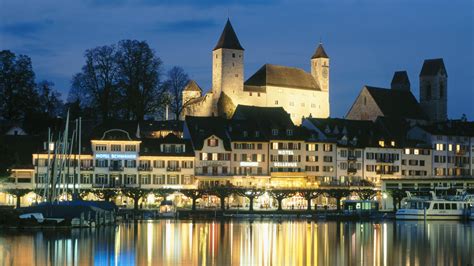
{"left": 311, "top": 43, "right": 329, "bottom": 59}
{"left": 183, "top": 80, "right": 202, "bottom": 92}
{"left": 213, "top": 19, "right": 244, "bottom": 51}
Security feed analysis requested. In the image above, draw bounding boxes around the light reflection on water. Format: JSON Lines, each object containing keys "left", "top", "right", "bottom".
{"left": 0, "top": 220, "right": 472, "bottom": 265}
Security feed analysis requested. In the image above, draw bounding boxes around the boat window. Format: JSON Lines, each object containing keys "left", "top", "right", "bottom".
{"left": 433, "top": 203, "right": 438, "bottom": 210}
{"left": 445, "top": 204, "right": 451, "bottom": 210}
{"left": 424, "top": 202, "right": 430, "bottom": 209}
{"left": 439, "top": 203, "right": 444, "bottom": 210}
{"left": 451, "top": 203, "right": 457, "bottom": 210}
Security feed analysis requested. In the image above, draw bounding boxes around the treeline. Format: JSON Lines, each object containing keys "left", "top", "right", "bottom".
{"left": 0, "top": 39, "right": 191, "bottom": 131}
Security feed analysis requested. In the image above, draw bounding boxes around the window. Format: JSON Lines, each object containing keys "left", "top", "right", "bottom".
{"left": 125, "top": 160, "right": 136, "bottom": 168}
{"left": 275, "top": 100, "right": 278, "bottom": 105}
{"left": 125, "top": 145, "right": 136, "bottom": 152}
{"left": 153, "top": 175, "right": 165, "bottom": 184}
{"left": 286, "top": 129, "right": 293, "bottom": 136}
{"left": 111, "top": 145, "right": 121, "bottom": 151}
{"left": 289, "top": 101, "right": 294, "bottom": 106}
{"left": 96, "top": 160, "right": 108, "bottom": 168}
{"left": 232, "top": 53, "right": 235, "bottom": 58}
{"left": 272, "top": 142, "right": 278, "bottom": 150}
{"left": 405, "top": 149, "right": 411, "bottom": 155}
{"left": 448, "top": 144, "right": 453, "bottom": 151}
{"left": 307, "top": 144, "right": 317, "bottom": 151}
{"left": 340, "top": 150, "right": 347, "bottom": 158}
{"left": 96, "top": 145, "right": 106, "bottom": 151}
{"left": 257, "top": 143, "right": 263, "bottom": 150}
{"left": 154, "top": 160, "right": 165, "bottom": 168}
{"left": 272, "top": 129, "right": 278, "bottom": 136}
{"left": 208, "top": 138, "right": 218, "bottom": 147}
{"left": 323, "top": 156, "right": 333, "bottom": 163}
{"left": 323, "top": 144, "right": 333, "bottom": 152}
{"left": 436, "top": 143, "right": 445, "bottom": 151}
{"left": 426, "top": 83, "right": 432, "bottom": 100}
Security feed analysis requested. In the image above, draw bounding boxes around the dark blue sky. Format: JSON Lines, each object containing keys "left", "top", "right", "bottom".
{"left": 1, "top": 0, "right": 472, "bottom": 118}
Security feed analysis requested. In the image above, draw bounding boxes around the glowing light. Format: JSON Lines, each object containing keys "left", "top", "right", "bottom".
{"left": 277, "top": 150, "right": 294, "bottom": 155}
{"left": 240, "top": 162, "right": 258, "bottom": 167}
{"left": 95, "top": 153, "right": 137, "bottom": 159}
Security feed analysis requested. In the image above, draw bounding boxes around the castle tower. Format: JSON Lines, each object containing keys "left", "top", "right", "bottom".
{"left": 419, "top": 58, "right": 448, "bottom": 122}
{"left": 311, "top": 43, "right": 329, "bottom": 92}
{"left": 182, "top": 80, "right": 202, "bottom": 105}
{"left": 212, "top": 19, "right": 244, "bottom": 103}
{"left": 391, "top": 71, "right": 411, "bottom": 91}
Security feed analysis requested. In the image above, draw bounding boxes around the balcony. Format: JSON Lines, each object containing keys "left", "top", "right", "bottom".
{"left": 376, "top": 170, "right": 394, "bottom": 175}
{"left": 138, "top": 166, "right": 153, "bottom": 172}
{"left": 455, "top": 150, "right": 466, "bottom": 156}
{"left": 167, "top": 167, "right": 181, "bottom": 172}
{"left": 348, "top": 155, "right": 357, "bottom": 161}
{"left": 376, "top": 158, "right": 395, "bottom": 163}
{"left": 80, "top": 166, "right": 94, "bottom": 171}
{"left": 109, "top": 166, "right": 124, "bottom": 172}
{"left": 347, "top": 167, "right": 357, "bottom": 174}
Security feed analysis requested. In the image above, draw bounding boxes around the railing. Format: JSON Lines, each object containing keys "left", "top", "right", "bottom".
{"left": 109, "top": 166, "right": 124, "bottom": 171}
{"left": 347, "top": 168, "right": 357, "bottom": 173}
{"left": 167, "top": 167, "right": 181, "bottom": 172}
{"left": 80, "top": 166, "right": 94, "bottom": 171}
{"left": 455, "top": 150, "right": 466, "bottom": 156}
{"left": 138, "top": 166, "right": 153, "bottom": 171}
{"left": 376, "top": 170, "right": 395, "bottom": 175}
{"left": 376, "top": 158, "right": 395, "bottom": 163}
{"left": 348, "top": 155, "right": 357, "bottom": 161}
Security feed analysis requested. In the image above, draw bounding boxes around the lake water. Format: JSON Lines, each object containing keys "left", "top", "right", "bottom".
{"left": 0, "top": 220, "right": 472, "bottom": 266}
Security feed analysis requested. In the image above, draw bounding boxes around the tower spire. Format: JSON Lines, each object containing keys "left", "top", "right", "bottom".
{"left": 312, "top": 43, "right": 329, "bottom": 59}
{"left": 213, "top": 19, "right": 244, "bottom": 51}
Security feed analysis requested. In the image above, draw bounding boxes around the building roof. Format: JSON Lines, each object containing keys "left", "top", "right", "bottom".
{"left": 139, "top": 134, "right": 194, "bottom": 157}
{"left": 311, "top": 43, "right": 329, "bottom": 59}
{"left": 185, "top": 116, "right": 232, "bottom": 151}
{"left": 213, "top": 19, "right": 244, "bottom": 51}
{"left": 391, "top": 71, "right": 410, "bottom": 88}
{"left": 91, "top": 120, "right": 140, "bottom": 140}
{"left": 419, "top": 58, "right": 447, "bottom": 76}
{"left": 244, "top": 64, "right": 320, "bottom": 91}
{"left": 365, "top": 86, "right": 428, "bottom": 120}
{"left": 140, "top": 120, "right": 183, "bottom": 135}
{"left": 306, "top": 118, "right": 382, "bottom": 147}
{"left": 418, "top": 120, "right": 474, "bottom": 137}
{"left": 183, "top": 80, "right": 202, "bottom": 92}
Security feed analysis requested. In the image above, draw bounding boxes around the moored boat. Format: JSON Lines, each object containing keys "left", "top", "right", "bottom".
{"left": 396, "top": 191, "right": 473, "bottom": 220}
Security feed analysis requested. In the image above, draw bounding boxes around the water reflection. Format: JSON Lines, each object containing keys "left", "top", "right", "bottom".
{"left": 0, "top": 220, "right": 472, "bottom": 265}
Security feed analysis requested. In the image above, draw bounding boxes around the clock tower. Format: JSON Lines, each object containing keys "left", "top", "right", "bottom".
{"left": 311, "top": 43, "right": 329, "bottom": 92}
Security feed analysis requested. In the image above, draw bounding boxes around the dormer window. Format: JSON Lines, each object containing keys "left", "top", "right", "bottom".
{"left": 243, "top": 131, "right": 248, "bottom": 137}
{"left": 208, "top": 138, "right": 218, "bottom": 147}
{"left": 255, "top": 131, "right": 260, "bottom": 137}
{"left": 379, "top": 140, "right": 385, "bottom": 147}
{"left": 286, "top": 129, "right": 293, "bottom": 136}
{"left": 390, "top": 141, "right": 396, "bottom": 147}
{"left": 272, "top": 129, "right": 279, "bottom": 136}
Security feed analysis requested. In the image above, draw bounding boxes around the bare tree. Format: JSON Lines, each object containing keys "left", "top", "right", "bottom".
{"left": 71, "top": 45, "right": 119, "bottom": 121}
{"left": 163, "top": 66, "right": 189, "bottom": 120}
{"left": 116, "top": 40, "right": 165, "bottom": 121}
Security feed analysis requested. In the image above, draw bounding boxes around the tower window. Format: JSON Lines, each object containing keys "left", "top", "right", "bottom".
{"left": 439, "top": 81, "right": 444, "bottom": 98}
{"left": 232, "top": 53, "right": 235, "bottom": 58}
{"left": 235, "top": 74, "right": 238, "bottom": 77}
{"left": 426, "top": 83, "right": 432, "bottom": 100}
{"left": 216, "top": 54, "right": 218, "bottom": 58}
{"left": 364, "top": 97, "right": 367, "bottom": 105}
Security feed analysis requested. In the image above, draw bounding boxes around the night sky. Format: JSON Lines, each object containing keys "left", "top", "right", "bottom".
{"left": 1, "top": 0, "right": 472, "bottom": 118}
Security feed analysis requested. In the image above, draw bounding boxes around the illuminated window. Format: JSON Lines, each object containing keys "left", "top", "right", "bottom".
{"left": 405, "top": 149, "right": 410, "bottom": 155}
{"left": 125, "top": 145, "right": 136, "bottom": 152}
{"left": 378, "top": 140, "right": 385, "bottom": 147}
{"left": 272, "top": 142, "right": 278, "bottom": 150}
{"left": 111, "top": 145, "right": 121, "bottom": 151}
{"left": 212, "top": 153, "right": 218, "bottom": 161}
{"left": 208, "top": 138, "right": 218, "bottom": 147}
{"left": 390, "top": 141, "right": 395, "bottom": 147}
{"left": 272, "top": 129, "right": 279, "bottom": 136}
{"left": 96, "top": 145, "right": 106, "bottom": 151}
{"left": 414, "top": 149, "right": 419, "bottom": 155}
{"left": 448, "top": 144, "right": 453, "bottom": 151}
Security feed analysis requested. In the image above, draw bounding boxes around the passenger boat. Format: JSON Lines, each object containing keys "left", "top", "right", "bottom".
{"left": 396, "top": 191, "right": 473, "bottom": 220}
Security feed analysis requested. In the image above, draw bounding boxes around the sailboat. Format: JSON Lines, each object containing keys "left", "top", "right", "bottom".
{"left": 18, "top": 111, "right": 117, "bottom": 227}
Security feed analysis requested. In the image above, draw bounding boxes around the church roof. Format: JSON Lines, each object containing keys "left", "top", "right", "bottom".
{"left": 244, "top": 64, "right": 320, "bottom": 91}
{"left": 419, "top": 58, "right": 447, "bottom": 76}
{"left": 213, "top": 19, "right": 244, "bottom": 51}
{"left": 183, "top": 80, "right": 202, "bottom": 92}
{"left": 391, "top": 71, "right": 410, "bottom": 85}
{"left": 365, "top": 86, "right": 428, "bottom": 120}
{"left": 311, "top": 43, "right": 329, "bottom": 59}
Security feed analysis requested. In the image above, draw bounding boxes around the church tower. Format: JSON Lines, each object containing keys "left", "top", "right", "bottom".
{"left": 311, "top": 43, "right": 329, "bottom": 92}
{"left": 419, "top": 58, "right": 448, "bottom": 122}
{"left": 212, "top": 19, "right": 244, "bottom": 103}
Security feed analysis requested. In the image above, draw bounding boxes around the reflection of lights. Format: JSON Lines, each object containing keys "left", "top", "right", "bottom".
{"left": 147, "top": 193, "right": 155, "bottom": 204}
{"left": 382, "top": 193, "right": 388, "bottom": 199}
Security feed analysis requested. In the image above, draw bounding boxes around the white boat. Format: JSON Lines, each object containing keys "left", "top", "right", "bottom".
{"left": 396, "top": 191, "right": 473, "bottom": 220}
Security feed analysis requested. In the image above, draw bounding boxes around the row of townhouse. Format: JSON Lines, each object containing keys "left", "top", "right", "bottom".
{"left": 5, "top": 106, "right": 474, "bottom": 194}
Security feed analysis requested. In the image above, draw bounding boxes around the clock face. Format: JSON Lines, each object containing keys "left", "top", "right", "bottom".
{"left": 322, "top": 68, "right": 328, "bottom": 78}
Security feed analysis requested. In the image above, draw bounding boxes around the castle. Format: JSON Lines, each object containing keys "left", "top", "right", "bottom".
{"left": 181, "top": 19, "right": 330, "bottom": 125}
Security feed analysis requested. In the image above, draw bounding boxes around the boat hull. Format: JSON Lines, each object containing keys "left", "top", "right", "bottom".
{"left": 396, "top": 213, "right": 464, "bottom": 220}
